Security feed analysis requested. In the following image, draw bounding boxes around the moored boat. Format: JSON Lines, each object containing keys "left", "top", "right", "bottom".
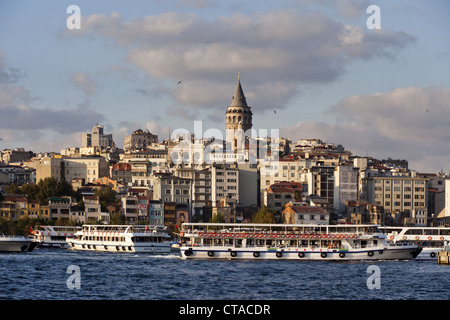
{"left": 179, "top": 223, "right": 421, "bottom": 261}
{"left": 0, "top": 235, "right": 37, "bottom": 252}
{"left": 381, "top": 226, "right": 450, "bottom": 260}
{"left": 67, "top": 224, "right": 172, "bottom": 253}
{"left": 31, "top": 225, "right": 81, "bottom": 248}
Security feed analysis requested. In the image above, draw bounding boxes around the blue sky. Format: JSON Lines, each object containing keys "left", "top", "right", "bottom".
{"left": 0, "top": 0, "right": 449, "bottom": 172}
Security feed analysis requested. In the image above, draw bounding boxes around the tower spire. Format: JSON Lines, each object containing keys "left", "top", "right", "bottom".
{"left": 230, "top": 73, "right": 247, "bottom": 107}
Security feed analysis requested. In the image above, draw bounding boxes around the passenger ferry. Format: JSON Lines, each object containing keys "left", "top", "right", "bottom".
{"left": 67, "top": 224, "right": 172, "bottom": 253}
{"left": 380, "top": 226, "right": 450, "bottom": 260}
{"left": 31, "top": 226, "right": 81, "bottom": 248}
{"left": 179, "top": 223, "right": 421, "bottom": 260}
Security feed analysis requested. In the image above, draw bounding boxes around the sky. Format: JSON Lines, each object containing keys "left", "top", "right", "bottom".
{"left": 0, "top": 0, "right": 449, "bottom": 173}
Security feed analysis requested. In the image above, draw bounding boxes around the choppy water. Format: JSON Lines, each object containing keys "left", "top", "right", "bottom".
{"left": 0, "top": 248, "right": 448, "bottom": 300}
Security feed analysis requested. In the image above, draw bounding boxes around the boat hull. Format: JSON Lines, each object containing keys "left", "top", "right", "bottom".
{"left": 0, "top": 237, "right": 37, "bottom": 252}
{"left": 68, "top": 241, "right": 171, "bottom": 254}
{"left": 180, "top": 245, "right": 420, "bottom": 261}
{"left": 415, "top": 247, "right": 442, "bottom": 260}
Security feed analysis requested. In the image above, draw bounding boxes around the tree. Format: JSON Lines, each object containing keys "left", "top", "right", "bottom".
{"left": 94, "top": 186, "right": 117, "bottom": 211}
{"left": 210, "top": 211, "right": 225, "bottom": 223}
{"left": 109, "top": 212, "right": 125, "bottom": 225}
{"left": 35, "top": 177, "right": 75, "bottom": 204}
{"left": 251, "top": 206, "right": 276, "bottom": 223}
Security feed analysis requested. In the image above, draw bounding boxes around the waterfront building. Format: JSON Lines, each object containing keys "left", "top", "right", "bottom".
{"left": 305, "top": 165, "right": 335, "bottom": 206}
{"left": 264, "top": 182, "right": 303, "bottom": 213}
{"left": 259, "top": 155, "right": 312, "bottom": 207}
{"left": 282, "top": 202, "right": 329, "bottom": 224}
{"left": 444, "top": 179, "right": 450, "bottom": 218}
{"left": 211, "top": 164, "right": 239, "bottom": 208}
{"left": 334, "top": 165, "right": 359, "bottom": 213}
{"left": 121, "top": 194, "right": 149, "bottom": 224}
{"left": 361, "top": 175, "right": 429, "bottom": 225}
{"left": 0, "top": 195, "right": 28, "bottom": 220}
{"left": 48, "top": 196, "right": 72, "bottom": 220}
{"left": 149, "top": 200, "right": 164, "bottom": 225}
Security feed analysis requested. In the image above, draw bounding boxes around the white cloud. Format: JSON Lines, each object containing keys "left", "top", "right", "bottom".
{"left": 281, "top": 86, "right": 450, "bottom": 173}
{"left": 68, "top": 10, "right": 415, "bottom": 118}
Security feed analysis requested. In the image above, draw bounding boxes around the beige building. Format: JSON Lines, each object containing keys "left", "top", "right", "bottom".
{"left": 35, "top": 156, "right": 109, "bottom": 184}
{"left": 362, "top": 176, "right": 428, "bottom": 215}
{"left": 124, "top": 129, "right": 158, "bottom": 152}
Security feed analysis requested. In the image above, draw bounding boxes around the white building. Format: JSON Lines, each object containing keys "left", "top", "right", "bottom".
{"left": 211, "top": 165, "right": 239, "bottom": 207}
{"left": 445, "top": 179, "right": 450, "bottom": 218}
{"left": 334, "top": 166, "right": 359, "bottom": 212}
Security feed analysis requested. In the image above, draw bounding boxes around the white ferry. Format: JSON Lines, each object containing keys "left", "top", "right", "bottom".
{"left": 0, "top": 235, "right": 37, "bottom": 252}
{"left": 31, "top": 226, "right": 81, "bottom": 248}
{"left": 380, "top": 226, "right": 450, "bottom": 260}
{"left": 67, "top": 224, "right": 172, "bottom": 253}
{"left": 179, "top": 223, "right": 421, "bottom": 261}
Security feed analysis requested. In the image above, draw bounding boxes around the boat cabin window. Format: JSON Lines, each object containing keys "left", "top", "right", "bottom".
{"left": 424, "top": 229, "right": 439, "bottom": 235}
{"left": 405, "top": 229, "right": 423, "bottom": 235}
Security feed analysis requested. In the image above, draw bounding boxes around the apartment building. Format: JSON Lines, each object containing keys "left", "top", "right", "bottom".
{"left": 264, "top": 182, "right": 303, "bottom": 213}
{"left": 149, "top": 200, "right": 164, "bottom": 225}
{"left": 282, "top": 202, "right": 329, "bottom": 224}
{"left": 0, "top": 195, "right": 28, "bottom": 219}
{"left": 305, "top": 166, "right": 335, "bottom": 206}
{"left": 150, "top": 172, "right": 192, "bottom": 209}
{"left": 334, "top": 166, "right": 359, "bottom": 213}
{"left": 122, "top": 195, "right": 150, "bottom": 224}
{"left": 35, "top": 156, "right": 109, "bottom": 184}
{"left": 362, "top": 176, "right": 428, "bottom": 215}
{"left": 211, "top": 164, "right": 239, "bottom": 207}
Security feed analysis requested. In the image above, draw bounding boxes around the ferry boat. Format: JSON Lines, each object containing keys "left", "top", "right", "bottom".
{"left": 31, "top": 226, "right": 81, "bottom": 248}
{"left": 179, "top": 223, "right": 421, "bottom": 261}
{"left": 67, "top": 224, "right": 172, "bottom": 253}
{"left": 0, "top": 235, "right": 37, "bottom": 252}
{"left": 380, "top": 226, "right": 450, "bottom": 260}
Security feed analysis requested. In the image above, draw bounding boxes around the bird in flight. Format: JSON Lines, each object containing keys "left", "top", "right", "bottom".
{"left": 177, "top": 81, "right": 182, "bottom": 85}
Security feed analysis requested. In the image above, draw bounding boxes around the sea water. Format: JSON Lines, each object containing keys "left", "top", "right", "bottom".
{"left": 0, "top": 248, "right": 448, "bottom": 300}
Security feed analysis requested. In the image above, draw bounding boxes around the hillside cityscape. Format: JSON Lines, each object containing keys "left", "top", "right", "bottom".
{"left": 1, "top": 76, "right": 449, "bottom": 234}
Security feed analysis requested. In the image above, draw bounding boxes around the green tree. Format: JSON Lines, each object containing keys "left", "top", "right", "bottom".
{"left": 4, "top": 183, "right": 22, "bottom": 195}
{"left": 110, "top": 212, "right": 126, "bottom": 225}
{"left": 251, "top": 206, "right": 276, "bottom": 223}
{"left": 210, "top": 211, "right": 225, "bottom": 223}
{"left": 94, "top": 186, "right": 117, "bottom": 211}
{"left": 35, "top": 177, "right": 75, "bottom": 204}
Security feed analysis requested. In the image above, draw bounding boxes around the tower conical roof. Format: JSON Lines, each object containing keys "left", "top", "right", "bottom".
{"left": 230, "top": 73, "right": 248, "bottom": 107}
